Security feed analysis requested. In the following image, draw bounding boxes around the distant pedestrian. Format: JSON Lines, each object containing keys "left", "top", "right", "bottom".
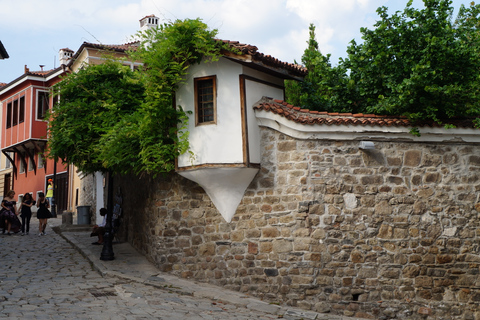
{"left": 36, "top": 192, "right": 51, "bottom": 236}
{"left": 46, "top": 179, "right": 54, "bottom": 206}
{"left": 0, "top": 190, "right": 21, "bottom": 235}
{"left": 20, "top": 193, "right": 35, "bottom": 235}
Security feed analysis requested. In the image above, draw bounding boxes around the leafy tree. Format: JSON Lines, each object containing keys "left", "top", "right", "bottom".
{"left": 345, "top": 0, "right": 480, "bottom": 125}
{"left": 48, "top": 18, "right": 228, "bottom": 175}
{"left": 47, "top": 60, "right": 144, "bottom": 174}
{"left": 288, "top": 0, "right": 480, "bottom": 130}
{"left": 286, "top": 24, "right": 353, "bottom": 112}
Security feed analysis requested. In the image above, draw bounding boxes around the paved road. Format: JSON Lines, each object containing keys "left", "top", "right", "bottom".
{"left": 0, "top": 219, "right": 282, "bottom": 319}
{"left": 0, "top": 217, "right": 362, "bottom": 320}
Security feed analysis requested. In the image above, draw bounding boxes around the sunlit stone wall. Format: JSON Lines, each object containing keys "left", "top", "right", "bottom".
{"left": 115, "top": 127, "right": 480, "bottom": 320}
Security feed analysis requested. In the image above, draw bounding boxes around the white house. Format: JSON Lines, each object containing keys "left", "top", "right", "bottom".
{"left": 175, "top": 41, "right": 306, "bottom": 222}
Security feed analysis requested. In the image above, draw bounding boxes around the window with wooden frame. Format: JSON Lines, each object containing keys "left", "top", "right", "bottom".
{"left": 19, "top": 158, "right": 25, "bottom": 173}
{"left": 37, "top": 91, "right": 49, "bottom": 120}
{"left": 194, "top": 76, "right": 216, "bottom": 125}
{"left": 12, "top": 99, "right": 18, "bottom": 126}
{"left": 28, "top": 156, "right": 34, "bottom": 171}
{"left": 19, "top": 96, "right": 25, "bottom": 123}
{"left": 6, "top": 102, "right": 12, "bottom": 128}
{"left": 38, "top": 153, "right": 44, "bottom": 168}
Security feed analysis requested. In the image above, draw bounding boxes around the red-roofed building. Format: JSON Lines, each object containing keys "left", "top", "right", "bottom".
{"left": 0, "top": 63, "right": 69, "bottom": 210}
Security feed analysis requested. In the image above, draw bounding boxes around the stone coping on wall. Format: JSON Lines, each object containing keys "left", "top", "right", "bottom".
{"left": 254, "top": 98, "right": 480, "bottom": 144}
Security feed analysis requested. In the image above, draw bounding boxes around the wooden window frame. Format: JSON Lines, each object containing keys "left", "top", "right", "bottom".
{"left": 37, "top": 90, "right": 49, "bottom": 120}
{"left": 38, "top": 154, "right": 44, "bottom": 168}
{"left": 12, "top": 99, "right": 18, "bottom": 126}
{"left": 194, "top": 76, "right": 217, "bottom": 126}
{"left": 19, "top": 96, "right": 25, "bottom": 124}
{"left": 6, "top": 102, "right": 12, "bottom": 128}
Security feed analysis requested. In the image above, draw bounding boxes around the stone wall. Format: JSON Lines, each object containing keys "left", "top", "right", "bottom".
{"left": 115, "top": 127, "right": 480, "bottom": 320}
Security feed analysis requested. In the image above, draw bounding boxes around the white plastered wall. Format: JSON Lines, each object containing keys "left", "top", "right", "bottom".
{"left": 176, "top": 58, "right": 244, "bottom": 168}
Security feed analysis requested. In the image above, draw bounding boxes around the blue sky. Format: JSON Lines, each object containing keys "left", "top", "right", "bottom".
{"left": 0, "top": 0, "right": 470, "bottom": 83}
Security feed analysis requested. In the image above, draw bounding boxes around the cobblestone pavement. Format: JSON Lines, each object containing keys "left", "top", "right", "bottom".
{"left": 0, "top": 217, "right": 364, "bottom": 320}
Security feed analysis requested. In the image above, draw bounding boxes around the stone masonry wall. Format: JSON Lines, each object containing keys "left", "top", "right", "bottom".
{"left": 115, "top": 127, "right": 480, "bottom": 320}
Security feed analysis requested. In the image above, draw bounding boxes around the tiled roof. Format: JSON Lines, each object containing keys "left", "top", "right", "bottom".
{"left": 140, "top": 14, "right": 156, "bottom": 21}
{"left": 253, "top": 98, "right": 477, "bottom": 128}
{"left": 28, "top": 70, "right": 53, "bottom": 76}
{"left": 80, "top": 42, "right": 139, "bottom": 53}
{"left": 0, "top": 66, "right": 64, "bottom": 93}
{"left": 0, "top": 82, "right": 6, "bottom": 88}
{"left": 72, "top": 39, "right": 306, "bottom": 79}
{"left": 219, "top": 40, "right": 306, "bottom": 78}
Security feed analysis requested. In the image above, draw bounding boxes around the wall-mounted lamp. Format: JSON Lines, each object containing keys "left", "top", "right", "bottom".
{"left": 359, "top": 141, "right": 375, "bottom": 150}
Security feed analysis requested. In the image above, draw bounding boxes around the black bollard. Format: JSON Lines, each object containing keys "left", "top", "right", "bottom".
{"left": 100, "top": 172, "right": 114, "bottom": 261}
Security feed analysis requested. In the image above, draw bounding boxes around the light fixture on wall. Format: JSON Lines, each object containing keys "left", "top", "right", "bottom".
{"left": 359, "top": 141, "right": 375, "bottom": 150}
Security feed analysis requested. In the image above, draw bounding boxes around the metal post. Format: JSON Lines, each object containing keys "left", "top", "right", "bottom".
{"left": 100, "top": 171, "right": 114, "bottom": 261}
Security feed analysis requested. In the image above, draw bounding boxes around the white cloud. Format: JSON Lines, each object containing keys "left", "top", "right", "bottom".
{"left": 0, "top": 0, "right": 468, "bottom": 82}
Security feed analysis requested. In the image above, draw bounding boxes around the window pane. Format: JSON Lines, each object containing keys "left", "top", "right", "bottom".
{"left": 196, "top": 78, "right": 215, "bottom": 124}
{"left": 19, "top": 96, "right": 25, "bottom": 123}
{"left": 6, "top": 102, "right": 12, "bottom": 128}
{"left": 13, "top": 99, "right": 18, "bottom": 126}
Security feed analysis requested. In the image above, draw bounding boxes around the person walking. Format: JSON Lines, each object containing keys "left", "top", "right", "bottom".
{"left": 20, "top": 193, "right": 35, "bottom": 235}
{"left": 1, "top": 190, "right": 21, "bottom": 235}
{"left": 36, "top": 192, "right": 51, "bottom": 236}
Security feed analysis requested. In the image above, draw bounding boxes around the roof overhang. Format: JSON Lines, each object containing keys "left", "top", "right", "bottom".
{"left": 0, "top": 41, "right": 9, "bottom": 59}
{"left": 0, "top": 67, "right": 65, "bottom": 96}
{"left": 222, "top": 51, "right": 305, "bottom": 81}
{"left": 2, "top": 139, "right": 47, "bottom": 154}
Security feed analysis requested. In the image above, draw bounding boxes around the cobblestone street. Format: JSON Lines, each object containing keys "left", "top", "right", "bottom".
{"left": 0, "top": 217, "right": 360, "bottom": 320}
{"left": 0, "top": 218, "right": 281, "bottom": 320}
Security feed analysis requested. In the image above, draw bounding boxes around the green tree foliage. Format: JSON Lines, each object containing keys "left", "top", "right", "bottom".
{"left": 48, "top": 18, "right": 227, "bottom": 175}
{"left": 287, "top": 0, "right": 480, "bottom": 128}
{"left": 286, "top": 24, "right": 352, "bottom": 112}
{"left": 47, "top": 60, "right": 144, "bottom": 174}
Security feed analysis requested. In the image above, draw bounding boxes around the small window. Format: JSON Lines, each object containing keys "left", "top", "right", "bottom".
{"left": 38, "top": 154, "right": 44, "bottom": 168}
{"left": 6, "top": 102, "right": 12, "bottom": 128}
{"left": 5, "top": 153, "right": 12, "bottom": 169}
{"left": 19, "top": 96, "right": 25, "bottom": 123}
{"left": 13, "top": 99, "right": 18, "bottom": 126}
{"left": 52, "top": 90, "right": 59, "bottom": 108}
{"left": 194, "top": 76, "right": 216, "bottom": 125}
{"left": 28, "top": 156, "right": 34, "bottom": 171}
{"left": 37, "top": 91, "right": 49, "bottom": 120}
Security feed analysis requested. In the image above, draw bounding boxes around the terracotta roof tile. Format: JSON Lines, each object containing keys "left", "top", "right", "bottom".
{"left": 253, "top": 97, "right": 477, "bottom": 128}
{"left": 219, "top": 40, "right": 306, "bottom": 78}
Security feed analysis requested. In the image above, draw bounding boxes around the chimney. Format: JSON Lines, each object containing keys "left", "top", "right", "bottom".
{"left": 24, "top": 65, "right": 30, "bottom": 73}
{"left": 139, "top": 15, "right": 159, "bottom": 33}
{"left": 59, "top": 48, "right": 74, "bottom": 66}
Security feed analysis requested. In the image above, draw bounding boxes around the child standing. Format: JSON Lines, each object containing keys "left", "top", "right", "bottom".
{"left": 36, "top": 192, "right": 51, "bottom": 235}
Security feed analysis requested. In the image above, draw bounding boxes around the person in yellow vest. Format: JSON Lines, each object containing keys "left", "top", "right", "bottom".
{"left": 46, "top": 179, "right": 54, "bottom": 206}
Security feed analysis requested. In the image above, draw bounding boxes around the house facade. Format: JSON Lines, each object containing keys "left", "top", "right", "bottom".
{"left": 176, "top": 42, "right": 306, "bottom": 222}
{"left": 0, "top": 65, "right": 71, "bottom": 210}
